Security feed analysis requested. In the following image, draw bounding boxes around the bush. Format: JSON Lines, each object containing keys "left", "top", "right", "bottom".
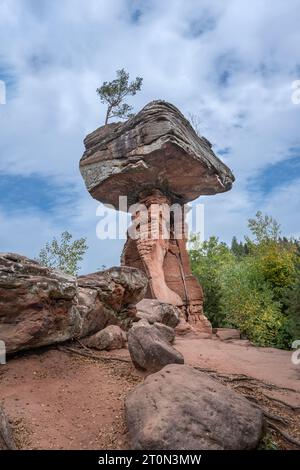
{"left": 219, "top": 259, "right": 287, "bottom": 348}
{"left": 189, "top": 212, "right": 299, "bottom": 349}
{"left": 189, "top": 235, "right": 234, "bottom": 327}
{"left": 37, "top": 231, "right": 88, "bottom": 276}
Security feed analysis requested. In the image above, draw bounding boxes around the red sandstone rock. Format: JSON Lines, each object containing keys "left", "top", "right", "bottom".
{"left": 0, "top": 253, "right": 147, "bottom": 353}
{"left": 79, "top": 101, "right": 235, "bottom": 334}
{"left": 125, "top": 364, "right": 264, "bottom": 450}
{"left": 83, "top": 325, "right": 126, "bottom": 351}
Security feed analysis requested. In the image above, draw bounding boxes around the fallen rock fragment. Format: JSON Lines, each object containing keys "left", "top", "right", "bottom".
{"left": 215, "top": 328, "right": 241, "bottom": 341}
{"left": 83, "top": 325, "right": 126, "bottom": 351}
{"left": 127, "top": 320, "right": 184, "bottom": 372}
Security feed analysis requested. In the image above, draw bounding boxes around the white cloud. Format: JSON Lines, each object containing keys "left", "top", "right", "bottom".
{"left": 0, "top": 0, "right": 300, "bottom": 271}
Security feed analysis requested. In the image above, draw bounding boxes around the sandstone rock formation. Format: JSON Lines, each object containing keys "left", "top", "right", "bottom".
{"left": 83, "top": 325, "right": 126, "bottom": 350}
{"left": 136, "top": 299, "right": 180, "bottom": 328}
{"left": 80, "top": 100, "right": 235, "bottom": 333}
{"left": 125, "top": 364, "right": 264, "bottom": 450}
{"left": 127, "top": 319, "right": 184, "bottom": 372}
{"left": 0, "top": 253, "right": 147, "bottom": 354}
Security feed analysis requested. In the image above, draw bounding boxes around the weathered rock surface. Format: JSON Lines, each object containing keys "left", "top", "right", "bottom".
{"left": 125, "top": 364, "right": 264, "bottom": 450}
{"left": 153, "top": 322, "right": 175, "bottom": 344}
{"left": 136, "top": 299, "right": 180, "bottom": 328}
{"left": 127, "top": 319, "right": 184, "bottom": 372}
{"left": 83, "top": 325, "right": 126, "bottom": 351}
{"left": 0, "top": 253, "right": 147, "bottom": 354}
{"left": 0, "top": 407, "right": 16, "bottom": 450}
{"left": 80, "top": 100, "right": 235, "bottom": 208}
{"left": 77, "top": 266, "right": 147, "bottom": 334}
{"left": 215, "top": 328, "right": 241, "bottom": 341}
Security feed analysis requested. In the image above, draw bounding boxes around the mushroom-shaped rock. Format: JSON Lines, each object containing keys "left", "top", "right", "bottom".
{"left": 79, "top": 100, "right": 234, "bottom": 209}
{"left": 79, "top": 101, "right": 234, "bottom": 335}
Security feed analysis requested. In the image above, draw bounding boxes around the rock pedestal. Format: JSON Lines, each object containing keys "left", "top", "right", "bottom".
{"left": 80, "top": 100, "right": 235, "bottom": 334}
{"left": 121, "top": 190, "right": 211, "bottom": 333}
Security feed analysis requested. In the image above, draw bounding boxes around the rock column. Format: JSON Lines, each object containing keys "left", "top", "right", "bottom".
{"left": 121, "top": 189, "right": 212, "bottom": 334}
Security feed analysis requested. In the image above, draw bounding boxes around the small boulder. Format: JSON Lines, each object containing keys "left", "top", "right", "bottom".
{"left": 136, "top": 299, "right": 180, "bottom": 328}
{"left": 127, "top": 320, "right": 184, "bottom": 372}
{"left": 215, "top": 328, "right": 241, "bottom": 341}
{"left": 125, "top": 364, "right": 264, "bottom": 450}
{"left": 153, "top": 322, "right": 175, "bottom": 344}
{"left": 83, "top": 325, "right": 126, "bottom": 351}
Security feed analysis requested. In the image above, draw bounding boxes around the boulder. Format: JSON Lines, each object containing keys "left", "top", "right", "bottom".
{"left": 215, "top": 328, "right": 241, "bottom": 341}
{"left": 0, "top": 407, "right": 16, "bottom": 450}
{"left": 136, "top": 299, "right": 180, "bottom": 328}
{"left": 0, "top": 253, "right": 147, "bottom": 354}
{"left": 125, "top": 364, "right": 264, "bottom": 450}
{"left": 127, "top": 320, "right": 184, "bottom": 372}
{"left": 153, "top": 322, "right": 175, "bottom": 344}
{"left": 83, "top": 325, "right": 126, "bottom": 351}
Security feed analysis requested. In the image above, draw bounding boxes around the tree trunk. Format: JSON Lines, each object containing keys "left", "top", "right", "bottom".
{"left": 105, "top": 106, "right": 111, "bottom": 125}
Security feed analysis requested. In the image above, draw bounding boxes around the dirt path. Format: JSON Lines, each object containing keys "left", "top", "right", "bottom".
{"left": 0, "top": 337, "right": 299, "bottom": 450}
{"left": 0, "top": 347, "right": 142, "bottom": 450}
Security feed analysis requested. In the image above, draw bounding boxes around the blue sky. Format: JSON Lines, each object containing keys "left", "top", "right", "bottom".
{"left": 0, "top": 0, "right": 300, "bottom": 273}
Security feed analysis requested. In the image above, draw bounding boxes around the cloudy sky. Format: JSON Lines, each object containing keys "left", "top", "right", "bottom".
{"left": 0, "top": 0, "right": 300, "bottom": 273}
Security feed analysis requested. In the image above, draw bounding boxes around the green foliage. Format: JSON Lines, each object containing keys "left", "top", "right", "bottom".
{"left": 219, "top": 259, "right": 286, "bottom": 347}
{"left": 259, "top": 432, "right": 279, "bottom": 450}
{"left": 189, "top": 212, "right": 299, "bottom": 349}
{"left": 248, "top": 211, "right": 281, "bottom": 243}
{"left": 230, "top": 236, "right": 249, "bottom": 258}
{"left": 189, "top": 235, "right": 234, "bottom": 327}
{"left": 96, "top": 68, "right": 143, "bottom": 124}
{"left": 37, "top": 231, "right": 88, "bottom": 276}
{"left": 283, "top": 266, "right": 300, "bottom": 342}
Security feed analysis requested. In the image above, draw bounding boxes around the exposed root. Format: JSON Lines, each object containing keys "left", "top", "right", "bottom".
{"left": 267, "top": 422, "right": 300, "bottom": 449}
{"left": 59, "top": 346, "right": 131, "bottom": 364}
{"left": 193, "top": 365, "right": 300, "bottom": 450}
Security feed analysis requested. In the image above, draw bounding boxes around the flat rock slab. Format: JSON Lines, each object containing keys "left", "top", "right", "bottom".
{"left": 125, "top": 364, "right": 264, "bottom": 450}
{"left": 80, "top": 100, "right": 234, "bottom": 209}
{"left": 215, "top": 328, "right": 241, "bottom": 341}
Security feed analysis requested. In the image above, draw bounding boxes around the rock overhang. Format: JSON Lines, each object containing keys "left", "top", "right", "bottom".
{"left": 80, "top": 100, "right": 235, "bottom": 210}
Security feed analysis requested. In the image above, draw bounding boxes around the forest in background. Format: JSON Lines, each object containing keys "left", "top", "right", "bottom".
{"left": 189, "top": 211, "right": 300, "bottom": 349}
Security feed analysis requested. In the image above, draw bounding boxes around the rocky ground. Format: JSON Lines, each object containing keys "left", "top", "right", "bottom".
{"left": 0, "top": 336, "right": 299, "bottom": 450}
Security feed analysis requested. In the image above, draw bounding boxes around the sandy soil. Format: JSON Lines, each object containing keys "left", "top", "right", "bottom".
{"left": 0, "top": 337, "right": 299, "bottom": 450}
{"left": 0, "top": 347, "right": 142, "bottom": 450}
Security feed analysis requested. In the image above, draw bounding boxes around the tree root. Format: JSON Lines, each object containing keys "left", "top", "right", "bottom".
{"left": 193, "top": 365, "right": 300, "bottom": 449}
{"left": 193, "top": 366, "right": 300, "bottom": 394}
{"left": 59, "top": 346, "right": 131, "bottom": 364}
{"left": 267, "top": 422, "right": 300, "bottom": 449}
{"left": 262, "top": 392, "right": 300, "bottom": 411}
